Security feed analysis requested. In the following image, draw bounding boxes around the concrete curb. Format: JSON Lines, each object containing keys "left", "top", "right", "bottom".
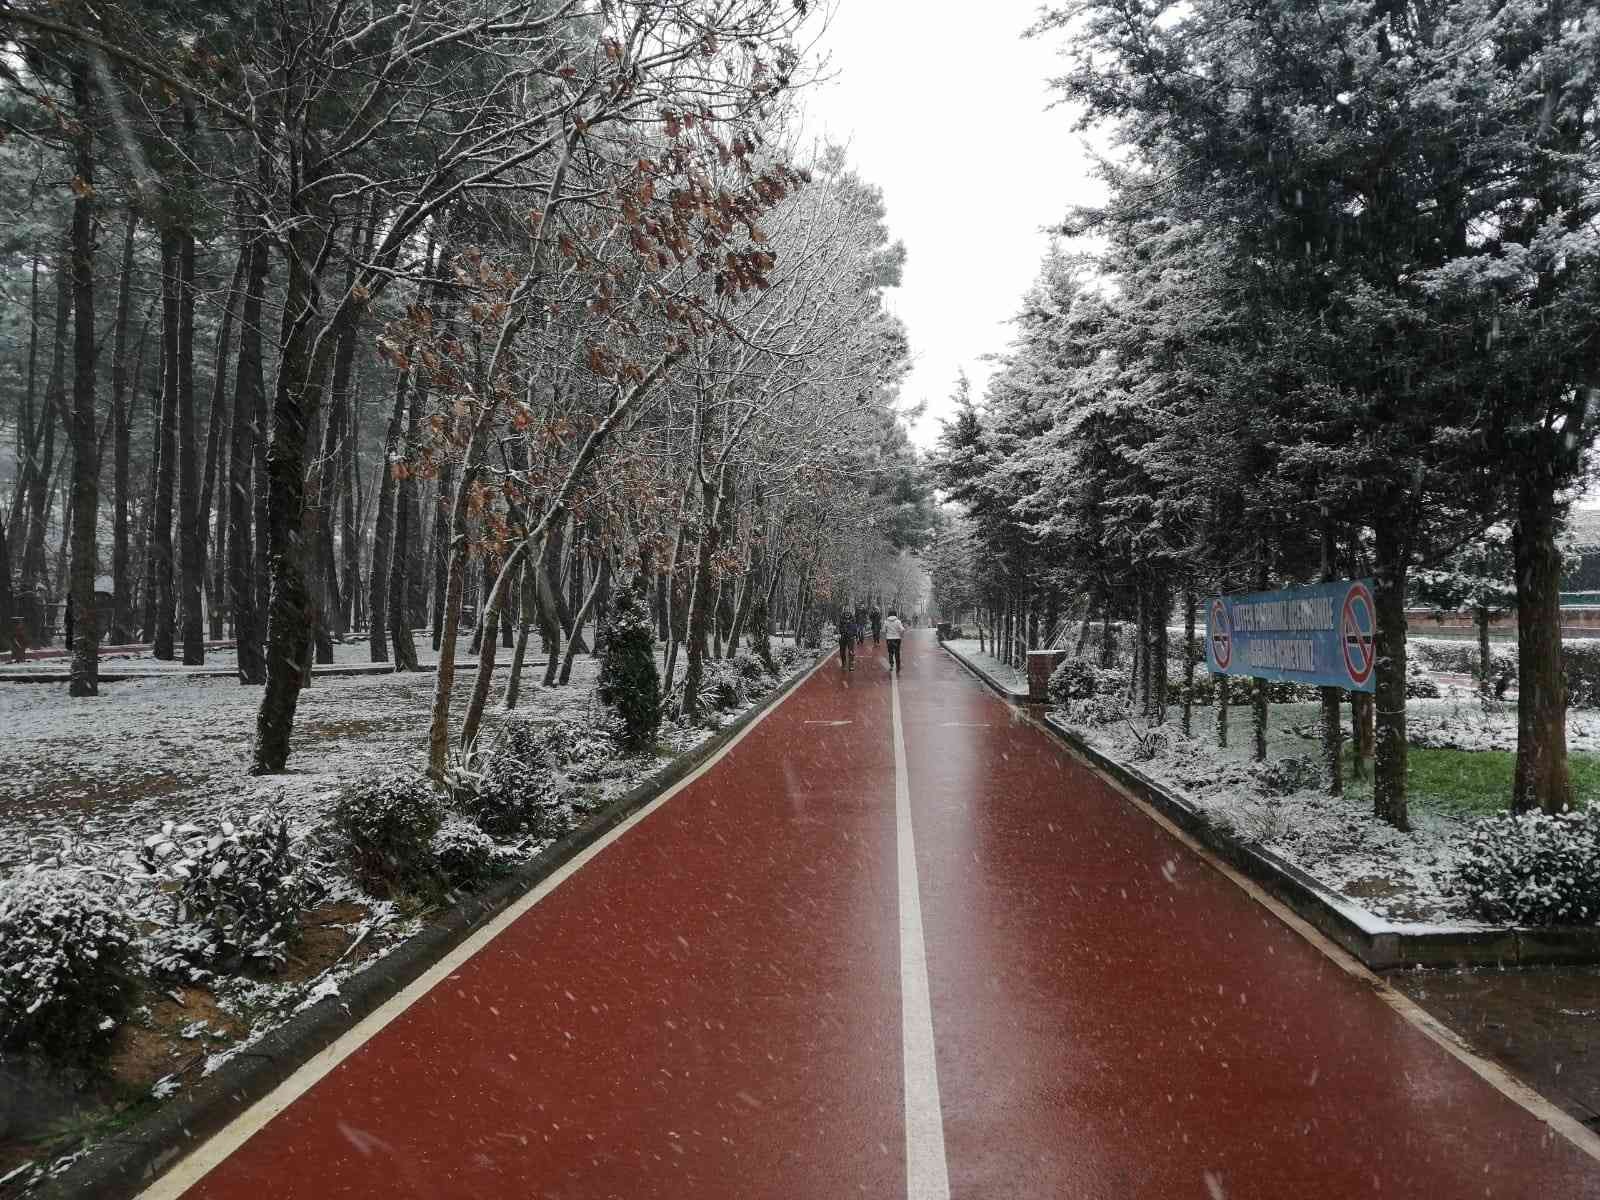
{"left": 37, "top": 651, "right": 828, "bottom": 1200}
{"left": 937, "top": 638, "right": 1030, "bottom": 703}
{"left": 938, "top": 641, "right": 1600, "bottom": 972}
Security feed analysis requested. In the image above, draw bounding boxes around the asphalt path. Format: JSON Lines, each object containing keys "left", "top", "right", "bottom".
{"left": 144, "top": 631, "right": 1600, "bottom": 1199}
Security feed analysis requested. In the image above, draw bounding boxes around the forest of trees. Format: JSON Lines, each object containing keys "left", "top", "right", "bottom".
{"left": 928, "top": 0, "right": 1600, "bottom": 829}
{"left": 0, "top": 0, "right": 933, "bottom": 776}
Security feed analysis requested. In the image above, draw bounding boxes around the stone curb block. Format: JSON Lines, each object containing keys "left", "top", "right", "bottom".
{"left": 938, "top": 641, "right": 1600, "bottom": 973}
{"left": 38, "top": 653, "right": 827, "bottom": 1200}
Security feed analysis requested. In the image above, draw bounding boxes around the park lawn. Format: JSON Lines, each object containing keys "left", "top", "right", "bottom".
{"left": 1345, "top": 746, "right": 1599, "bottom": 819}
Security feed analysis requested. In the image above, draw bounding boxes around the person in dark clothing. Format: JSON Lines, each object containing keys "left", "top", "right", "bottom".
{"left": 837, "top": 613, "right": 858, "bottom": 672}
{"left": 870, "top": 607, "right": 882, "bottom": 645}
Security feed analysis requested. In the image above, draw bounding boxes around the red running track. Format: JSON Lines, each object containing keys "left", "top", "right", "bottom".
{"left": 148, "top": 632, "right": 1600, "bottom": 1199}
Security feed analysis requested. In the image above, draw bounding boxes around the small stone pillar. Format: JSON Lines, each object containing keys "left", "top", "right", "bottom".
{"left": 1026, "top": 650, "right": 1068, "bottom": 703}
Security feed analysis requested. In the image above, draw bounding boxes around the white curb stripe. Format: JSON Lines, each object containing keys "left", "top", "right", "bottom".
{"left": 893, "top": 670, "right": 952, "bottom": 1200}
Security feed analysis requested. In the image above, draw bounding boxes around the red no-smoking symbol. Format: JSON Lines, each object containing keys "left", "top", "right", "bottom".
{"left": 1210, "top": 599, "right": 1232, "bottom": 670}
{"left": 1341, "top": 583, "right": 1376, "bottom": 686}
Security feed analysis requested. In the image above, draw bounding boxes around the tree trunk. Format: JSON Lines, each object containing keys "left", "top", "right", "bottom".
{"left": 1477, "top": 606, "right": 1493, "bottom": 699}
{"left": 230, "top": 208, "right": 269, "bottom": 684}
{"left": 680, "top": 472, "right": 724, "bottom": 720}
{"left": 151, "top": 232, "right": 180, "bottom": 660}
{"left": 1512, "top": 480, "right": 1573, "bottom": 814}
{"left": 109, "top": 212, "right": 138, "bottom": 645}
{"left": 254, "top": 184, "right": 352, "bottom": 771}
{"left": 1181, "top": 582, "right": 1196, "bottom": 736}
{"left": 175, "top": 222, "right": 204, "bottom": 665}
{"left": 1372, "top": 519, "right": 1410, "bottom": 830}
{"left": 1319, "top": 519, "right": 1343, "bottom": 796}
{"left": 198, "top": 246, "right": 246, "bottom": 645}
{"left": 559, "top": 554, "right": 607, "bottom": 684}
{"left": 369, "top": 365, "right": 407, "bottom": 662}
{"left": 66, "top": 62, "right": 99, "bottom": 696}
{"left": 1251, "top": 553, "right": 1269, "bottom": 763}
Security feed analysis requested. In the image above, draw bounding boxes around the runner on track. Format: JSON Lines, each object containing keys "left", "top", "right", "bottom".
{"left": 884, "top": 610, "right": 905, "bottom": 673}
{"left": 870, "top": 606, "right": 882, "bottom": 646}
{"left": 837, "top": 612, "right": 858, "bottom": 673}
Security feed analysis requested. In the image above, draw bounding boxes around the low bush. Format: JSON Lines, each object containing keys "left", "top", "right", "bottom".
{"left": 1065, "top": 692, "right": 1133, "bottom": 727}
{"left": 139, "top": 812, "right": 321, "bottom": 975}
{"left": 1252, "top": 754, "right": 1322, "bottom": 796}
{"left": 1457, "top": 809, "right": 1600, "bottom": 925}
{"left": 1405, "top": 662, "right": 1442, "bottom": 699}
{"left": 0, "top": 871, "right": 136, "bottom": 1063}
{"left": 1047, "top": 657, "right": 1099, "bottom": 704}
{"left": 332, "top": 771, "right": 444, "bottom": 890}
{"left": 1564, "top": 642, "right": 1600, "bottom": 710}
{"left": 731, "top": 650, "right": 769, "bottom": 689}
{"left": 430, "top": 816, "right": 521, "bottom": 891}
{"left": 698, "top": 659, "right": 748, "bottom": 713}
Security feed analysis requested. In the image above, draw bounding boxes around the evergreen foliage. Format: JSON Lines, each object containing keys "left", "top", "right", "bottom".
{"left": 599, "top": 585, "right": 662, "bottom": 753}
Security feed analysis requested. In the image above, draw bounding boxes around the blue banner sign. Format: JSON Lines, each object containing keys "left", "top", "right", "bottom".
{"left": 1204, "top": 579, "right": 1376, "bottom": 693}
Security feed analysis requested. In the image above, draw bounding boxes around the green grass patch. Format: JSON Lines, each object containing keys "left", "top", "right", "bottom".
{"left": 1345, "top": 746, "right": 1598, "bottom": 818}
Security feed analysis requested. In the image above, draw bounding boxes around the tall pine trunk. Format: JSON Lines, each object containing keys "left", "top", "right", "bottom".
{"left": 1511, "top": 480, "right": 1573, "bottom": 813}
{"left": 66, "top": 61, "right": 99, "bottom": 696}
{"left": 230, "top": 209, "right": 269, "bottom": 684}
{"left": 1372, "top": 519, "right": 1410, "bottom": 830}
{"left": 151, "top": 232, "right": 180, "bottom": 659}
{"left": 109, "top": 211, "right": 137, "bottom": 645}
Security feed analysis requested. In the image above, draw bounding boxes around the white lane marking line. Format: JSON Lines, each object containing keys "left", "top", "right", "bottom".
{"left": 1045, "top": 723, "right": 1600, "bottom": 1167}
{"left": 804, "top": 720, "right": 853, "bottom": 726}
{"left": 892, "top": 671, "right": 952, "bottom": 1200}
{"left": 137, "top": 653, "right": 834, "bottom": 1200}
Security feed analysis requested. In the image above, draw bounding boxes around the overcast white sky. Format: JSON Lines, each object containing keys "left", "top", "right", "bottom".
{"left": 799, "top": 2, "right": 1106, "bottom": 449}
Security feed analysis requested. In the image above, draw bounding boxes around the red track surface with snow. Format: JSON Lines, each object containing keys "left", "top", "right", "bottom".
{"left": 164, "top": 632, "right": 1599, "bottom": 1199}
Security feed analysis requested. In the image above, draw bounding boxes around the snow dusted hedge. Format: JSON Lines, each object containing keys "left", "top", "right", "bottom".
{"left": 1457, "top": 809, "right": 1600, "bottom": 926}
{"left": 138, "top": 813, "right": 323, "bottom": 978}
{"left": 333, "top": 771, "right": 445, "bottom": 891}
{"left": 0, "top": 872, "right": 136, "bottom": 1063}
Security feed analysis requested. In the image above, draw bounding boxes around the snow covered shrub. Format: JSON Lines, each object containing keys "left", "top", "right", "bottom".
{"left": 1252, "top": 755, "right": 1322, "bottom": 796}
{"left": 332, "top": 771, "right": 444, "bottom": 890}
{"left": 1047, "top": 658, "right": 1099, "bottom": 704}
{"left": 731, "top": 651, "right": 771, "bottom": 696}
{"left": 1456, "top": 809, "right": 1600, "bottom": 925}
{"left": 0, "top": 872, "right": 136, "bottom": 1063}
{"left": 1066, "top": 691, "right": 1132, "bottom": 727}
{"left": 597, "top": 584, "right": 661, "bottom": 752}
{"left": 698, "top": 659, "right": 748, "bottom": 713}
{"left": 1563, "top": 643, "right": 1600, "bottom": 710}
{"left": 1127, "top": 725, "right": 1169, "bottom": 762}
{"left": 1405, "top": 661, "right": 1442, "bottom": 699}
{"left": 430, "top": 815, "right": 521, "bottom": 891}
{"left": 138, "top": 813, "right": 321, "bottom": 974}
{"left": 748, "top": 598, "right": 778, "bottom": 674}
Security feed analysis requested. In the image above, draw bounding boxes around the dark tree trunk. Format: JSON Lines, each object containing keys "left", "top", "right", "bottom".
{"left": 1372, "top": 519, "right": 1410, "bottom": 830}
{"left": 680, "top": 473, "right": 723, "bottom": 719}
{"left": 151, "top": 232, "right": 180, "bottom": 659}
{"left": 430, "top": 468, "right": 452, "bottom": 650}
{"left": 20, "top": 245, "right": 70, "bottom": 644}
{"left": 254, "top": 194, "right": 345, "bottom": 772}
{"left": 230, "top": 209, "right": 269, "bottom": 684}
{"left": 0, "top": 509, "right": 15, "bottom": 661}
{"left": 1251, "top": 553, "right": 1269, "bottom": 763}
{"left": 109, "top": 212, "right": 138, "bottom": 645}
{"left": 1181, "top": 582, "right": 1196, "bottom": 736}
{"left": 198, "top": 246, "right": 246, "bottom": 645}
{"left": 1477, "top": 606, "right": 1493, "bottom": 699}
{"left": 67, "top": 62, "right": 99, "bottom": 695}
{"left": 369, "top": 365, "right": 407, "bottom": 663}
{"left": 1320, "top": 519, "right": 1344, "bottom": 796}
{"left": 1512, "top": 480, "right": 1573, "bottom": 814}
{"left": 175, "top": 211, "right": 204, "bottom": 665}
